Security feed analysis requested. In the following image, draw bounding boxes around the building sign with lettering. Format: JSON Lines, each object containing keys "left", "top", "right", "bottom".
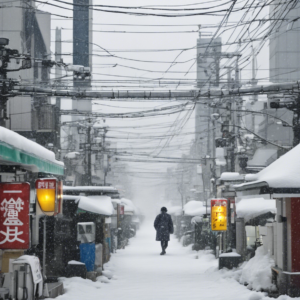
{"left": 211, "top": 199, "right": 228, "bottom": 231}
{"left": 0, "top": 183, "right": 30, "bottom": 249}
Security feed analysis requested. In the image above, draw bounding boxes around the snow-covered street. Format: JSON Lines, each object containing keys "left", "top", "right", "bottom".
{"left": 57, "top": 222, "right": 293, "bottom": 300}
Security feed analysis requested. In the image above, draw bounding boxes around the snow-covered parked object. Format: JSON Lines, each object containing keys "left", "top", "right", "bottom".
{"left": 184, "top": 201, "right": 210, "bottom": 216}
{"left": 121, "top": 198, "right": 138, "bottom": 215}
{"left": 236, "top": 198, "right": 276, "bottom": 222}
{"left": 0, "top": 126, "right": 64, "bottom": 175}
{"left": 238, "top": 246, "right": 275, "bottom": 291}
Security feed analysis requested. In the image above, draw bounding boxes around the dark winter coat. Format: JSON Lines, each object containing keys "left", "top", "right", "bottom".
{"left": 154, "top": 212, "right": 174, "bottom": 241}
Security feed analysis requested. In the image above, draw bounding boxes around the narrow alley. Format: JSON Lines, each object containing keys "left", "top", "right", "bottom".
{"left": 58, "top": 221, "right": 279, "bottom": 300}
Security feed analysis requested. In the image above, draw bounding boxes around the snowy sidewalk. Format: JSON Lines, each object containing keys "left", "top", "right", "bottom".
{"left": 58, "top": 221, "right": 292, "bottom": 300}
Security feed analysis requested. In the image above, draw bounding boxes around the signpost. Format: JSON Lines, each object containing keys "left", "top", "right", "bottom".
{"left": 0, "top": 183, "right": 30, "bottom": 249}
{"left": 35, "top": 178, "right": 62, "bottom": 277}
{"left": 211, "top": 199, "right": 228, "bottom": 231}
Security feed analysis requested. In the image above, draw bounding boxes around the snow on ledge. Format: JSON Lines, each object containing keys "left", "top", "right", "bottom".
{"left": 219, "top": 252, "right": 241, "bottom": 257}
{"left": 236, "top": 198, "right": 276, "bottom": 222}
{"left": 68, "top": 260, "right": 85, "bottom": 265}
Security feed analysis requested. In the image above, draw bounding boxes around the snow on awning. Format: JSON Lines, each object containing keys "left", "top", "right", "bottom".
{"left": 0, "top": 126, "right": 64, "bottom": 175}
{"left": 69, "top": 195, "right": 114, "bottom": 216}
{"left": 121, "top": 198, "right": 138, "bottom": 215}
{"left": 236, "top": 198, "right": 276, "bottom": 222}
{"left": 184, "top": 200, "right": 210, "bottom": 217}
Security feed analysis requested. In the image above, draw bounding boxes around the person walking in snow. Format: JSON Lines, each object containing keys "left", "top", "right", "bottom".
{"left": 154, "top": 207, "right": 174, "bottom": 255}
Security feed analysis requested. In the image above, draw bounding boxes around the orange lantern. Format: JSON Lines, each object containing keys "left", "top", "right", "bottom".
{"left": 35, "top": 179, "right": 63, "bottom": 215}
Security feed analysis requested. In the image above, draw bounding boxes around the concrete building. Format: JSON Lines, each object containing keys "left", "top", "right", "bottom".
{"left": 0, "top": 0, "right": 54, "bottom": 147}
{"left": 269, "top": 1, "right": 300, "bottom": 83}
{"left": 73, "top": 0, "right": 93, "bottom": 75}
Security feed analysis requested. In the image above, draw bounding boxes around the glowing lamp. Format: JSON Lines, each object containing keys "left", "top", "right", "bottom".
{"left": 211, "top": 199, "right": 228, "bottom": 231}
{"left": 35, "top": 179, "right": 57, "bottom": 214}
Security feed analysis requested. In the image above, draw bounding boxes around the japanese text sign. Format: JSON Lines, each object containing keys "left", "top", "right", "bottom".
{"left": 211, "top": 199, "right": 228, "bottom": 231}
{"left": 0, "top": 183, "right": 30, "bottom": 249}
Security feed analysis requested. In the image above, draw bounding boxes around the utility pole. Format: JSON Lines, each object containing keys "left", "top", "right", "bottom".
{"left": 103, "top": 127, "right": 108, "bottom": 185}
{"left": 87, "top": 118, "right": 92, "bottom": 186}
{"left": 54, "top": 28, "right": 62, "bottom": 157}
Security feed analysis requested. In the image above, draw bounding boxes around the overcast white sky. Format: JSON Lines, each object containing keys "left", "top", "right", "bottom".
{"left": 35, "top": 0, "right": 272, "bottom": 213}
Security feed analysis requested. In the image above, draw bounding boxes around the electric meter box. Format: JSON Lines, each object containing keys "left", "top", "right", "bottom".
{"left": 77, "top": 222, "right": 96, "bottom": 243}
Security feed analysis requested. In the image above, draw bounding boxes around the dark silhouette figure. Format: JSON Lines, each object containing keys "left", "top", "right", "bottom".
{"left": 154, "top": 207, "right": 174, "bottom": 255}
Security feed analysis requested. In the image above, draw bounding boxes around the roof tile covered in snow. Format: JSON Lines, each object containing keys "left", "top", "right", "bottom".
{"left": 236, "top": 198, "right": 276, "bottom": 222}
{"left": 184, "top": 200, "right": 210, "bottom": 217}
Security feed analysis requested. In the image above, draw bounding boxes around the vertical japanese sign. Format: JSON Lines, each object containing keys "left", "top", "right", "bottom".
{"left": 120, "top": 205, "right": 125, "bottom": 215}
{"left": 211, "top": 199, "right": 228, "bottom": 231}
{"left": 0, "top": 183, "right": 30, "bottom": 249}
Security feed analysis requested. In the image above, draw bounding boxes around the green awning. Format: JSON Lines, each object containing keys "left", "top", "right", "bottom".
{"left": 0, "top": 140, "right": 64, "bottom": 176}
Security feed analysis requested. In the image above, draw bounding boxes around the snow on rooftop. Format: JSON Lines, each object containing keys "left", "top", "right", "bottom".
{"left": 64, "top": 186, "right": 118, "bottom": 192}
{"left": 236, "top": 143, "right": 300, "bottom": 189}
{"left": 184, "top": 200, "right": 210, "bottom": 217}
{"left": 0, "top": 126, "right": 63, "bottom": 167}
{"left": 77, "top": 195, "right": 114, "bottom": 216}
{"left": 255, "top": 144, "right": 300, "bottom": 187}
{"left": 121, "top": 198, "right": 138, "bottom": 214}
{"left": 236, "top": 198, "right": 276, "bottom": 222}
{"left": 220, "top": 172, "right": 244, "bottom": 181}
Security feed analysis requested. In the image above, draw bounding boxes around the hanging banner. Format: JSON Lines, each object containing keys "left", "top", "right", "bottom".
{"left": 0, "top": 183, "right": 30, "bottom": 249}
{"left": 211, "top": 199, "right": 228, "bottom": 231}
